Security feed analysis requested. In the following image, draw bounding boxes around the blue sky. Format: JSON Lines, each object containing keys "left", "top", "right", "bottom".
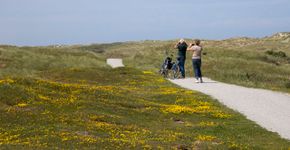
{"left": 0, "top": 0, "right": 290, "bottom": 46}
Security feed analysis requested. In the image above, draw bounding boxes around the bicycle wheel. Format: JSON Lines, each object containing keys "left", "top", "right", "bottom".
{"left": 172, "top": 64, "right": 181, "bottom": 79}
{"left": 159, "top": 64, "right": 168, "bottom": 78}
{"left": 164, "top": 69, "right": 169, "bottom": 78}
{"left": 160, "top": 68, "right": 168, "bottom": 78}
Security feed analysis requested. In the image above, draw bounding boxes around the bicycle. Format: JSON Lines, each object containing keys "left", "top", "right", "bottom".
{"left": 159, "top": 50, "right": 182, "bottom": 79}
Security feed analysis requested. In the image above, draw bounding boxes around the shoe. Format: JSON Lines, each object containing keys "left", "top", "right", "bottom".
{"left": 199, "top": 78, "right": 203, "bottom": 83}
{"left": 195, "top": 78, "right": 199, "bottom": 83}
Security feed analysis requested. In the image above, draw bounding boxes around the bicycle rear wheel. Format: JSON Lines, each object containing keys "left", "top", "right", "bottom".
{"left": 172, "top": 64, "right": 181, "bottom": 79}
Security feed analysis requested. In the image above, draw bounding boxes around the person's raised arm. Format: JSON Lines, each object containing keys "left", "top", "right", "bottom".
{"left": 187, "top": 43, "right": 194, "bottom": 51}
{"left": 174, "top": 42, "right": 179, "bottom": 49}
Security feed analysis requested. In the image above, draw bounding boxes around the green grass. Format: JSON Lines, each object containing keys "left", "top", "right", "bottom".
{"left": 0, "top": 36, "right": 290, "bottom": 149}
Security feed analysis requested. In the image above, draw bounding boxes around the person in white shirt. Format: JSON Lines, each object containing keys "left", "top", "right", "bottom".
{"left": 187, "top": 39, "right": 203, "bottom": 83}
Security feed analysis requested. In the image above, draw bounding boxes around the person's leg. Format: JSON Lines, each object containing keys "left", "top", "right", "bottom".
{"left": 192, "top": 59, "right": 199, "bottom": 79}
{"left": 196, "top": 59, "right": 203, "bottom": 82}
{"left": 178, "top": 56, "right": 185, "bottom": 78}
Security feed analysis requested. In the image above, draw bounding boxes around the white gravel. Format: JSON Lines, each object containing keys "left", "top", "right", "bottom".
{"left": 169, "top": 77, "right": 290, "bottom": 140}
{"left": 106, "top": 58, "right": 124, "bottom": 68}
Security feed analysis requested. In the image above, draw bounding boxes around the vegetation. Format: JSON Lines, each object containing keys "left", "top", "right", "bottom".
{"left": 95, "top": 34, "right": 290, "bottom": 93}
{"left": 0, "top": 33, "right": 290, "bottom": 149}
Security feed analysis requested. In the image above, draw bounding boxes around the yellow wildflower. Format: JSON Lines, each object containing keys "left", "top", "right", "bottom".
{"left": 41, "top": 110, "right": 51, "bottom": 115}
{"left": 163, "top": 105, "right": 195, "bottom": 114}
{"left": 156, "top": 79, "right": 166, "bottom": 83}
{"left": 196, "top": 135, "right": 216, "bottom": 141}
{"left": 17, "top": 103, "right": 28, "bottom": 107}
{"left": 160, "top": 87, "right": 179, "bottom": 95}
{"left": 142, "top": 71, "right": 154, "bottom": 74}
{"left": 62, "top": 137, "right": 69, "bottom": 141}
{"left": 184, "top": 91, "right": 194, "bottom": 94}
{"left": 38, "top": 94, "right": 50, "bottom": 101}
{"left": 228, "top": 142, "right": 240, "bottom": 149}
{"left": 213, "top": 112, "right": 231, "bottom": 119}
{"left": 199, "top": 121, "right": 216, "bottom": 127}
{"left": 0, "top": 79, "right": 15, "bottom": 84}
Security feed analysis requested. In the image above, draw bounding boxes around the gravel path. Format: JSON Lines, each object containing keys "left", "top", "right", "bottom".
{"left": 106, "top": 58, "right": 124, "bottom": 68}
{"left": 169, "top": 77, "right": 290, "bottom": 140}
{"left": 106, "top": 58, "right": 290, "bottom": 140}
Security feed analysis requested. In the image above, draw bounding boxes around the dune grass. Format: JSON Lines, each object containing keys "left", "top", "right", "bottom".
{"left": 0, "top": 45, "right": 107, "bottom": 77}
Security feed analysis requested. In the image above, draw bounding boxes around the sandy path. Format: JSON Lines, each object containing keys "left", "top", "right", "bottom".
{"left": 106, "top": 58, "right": 124, "bottom": 68}
{"left": 169, "top": 77, "right": 290, "bottom": 140}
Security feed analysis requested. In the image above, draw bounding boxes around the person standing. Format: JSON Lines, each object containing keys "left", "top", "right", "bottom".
{"left": 174, "top": 39, "right": 188, "bottom": 78}
{"left": 187, "top": 39, "right": 203, "bottom": 83}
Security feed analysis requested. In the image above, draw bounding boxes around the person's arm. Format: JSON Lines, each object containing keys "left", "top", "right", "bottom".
{"left": 174, "top": 43, "right": 180, "bottom": 49}
{"left": 187, "top": 44, "right": 195, "bottom": 51}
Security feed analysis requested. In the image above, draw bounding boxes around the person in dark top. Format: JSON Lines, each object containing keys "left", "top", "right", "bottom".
{"left": 174, "top": 39, "right": 188, "bottom": 78}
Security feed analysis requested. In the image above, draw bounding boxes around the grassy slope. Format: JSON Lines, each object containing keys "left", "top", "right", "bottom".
{"left": 0, "top": 42, "right": 290, "bottom": 149}
{"left": 93, "top": 38, "right": 290, "bottom": 93}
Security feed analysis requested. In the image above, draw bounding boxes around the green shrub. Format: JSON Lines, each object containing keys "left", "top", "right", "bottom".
{"left": 285, "top": 82, "right": 290, "bottom": 89}
{"left": 265, "top": 50, "right": 287, "bottom": 58}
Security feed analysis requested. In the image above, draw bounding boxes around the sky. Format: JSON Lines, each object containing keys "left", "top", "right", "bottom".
{"left": 0, "top": 0, "right": 290, "bottom": 46}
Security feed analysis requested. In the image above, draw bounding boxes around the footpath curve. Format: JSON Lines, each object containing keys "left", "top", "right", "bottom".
{"left": 169, "top": 77, "right": 290, "bottom": 140}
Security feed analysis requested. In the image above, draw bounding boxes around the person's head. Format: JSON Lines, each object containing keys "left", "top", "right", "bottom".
{"left": 194, "top": 39, "right": 201, "bottom": 45}
{"left": 179, "top": 39, "right": 185, "bottom": 44}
